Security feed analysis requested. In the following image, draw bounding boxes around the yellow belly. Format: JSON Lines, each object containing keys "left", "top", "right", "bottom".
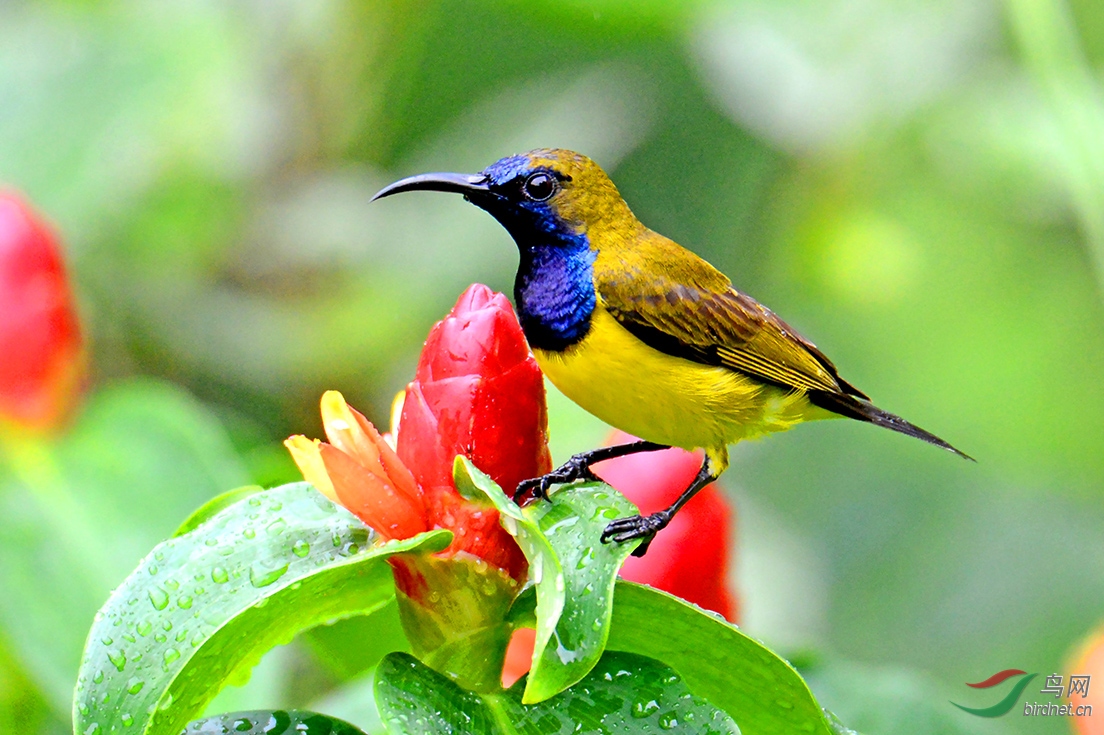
{"left": 534, "top": 307, "right": 822, "bottom": 458}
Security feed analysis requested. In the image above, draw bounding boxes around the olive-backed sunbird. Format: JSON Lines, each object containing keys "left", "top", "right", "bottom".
{"left": 373, "top": 148, "right": 970, "bottom": 555}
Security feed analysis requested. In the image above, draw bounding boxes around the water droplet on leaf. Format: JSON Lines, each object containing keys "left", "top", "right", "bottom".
{"left": 162, "top": 648, "right": 180, "bottom": 671}
{"left": 148, "top": 587, "right": 169, "bottom": 611}
{"left": 249, "top": 561, "right": 288, "bottom": 588}
{"left": 107, "top": 649, "right": 126, "bottom": 671}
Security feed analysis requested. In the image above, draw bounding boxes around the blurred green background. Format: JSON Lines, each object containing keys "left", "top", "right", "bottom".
{"left": 2, "top": 0, "right": 1104, "bottom": 733}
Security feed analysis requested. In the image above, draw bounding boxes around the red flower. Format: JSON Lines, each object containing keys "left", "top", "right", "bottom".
{"left": 503, "top": 430, "right": 736, "bottom": 686}
{"left": 0, "top": 192, "right": 84, "bottom": 432}
{"left": 395, "top": 284, "right": 551, "bottom": 581}
{"left": 288, "top": 284, "right": 551, "bottom": 691}
{"left": 287, "top": 284, "right": 550, "bottom": 582}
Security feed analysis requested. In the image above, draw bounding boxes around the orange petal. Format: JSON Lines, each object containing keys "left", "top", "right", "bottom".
{"left": 319, "top": 443, "right": 427, "bottom": 540}
{"left": 320, "top": 390, "right": 387, "bottom": 477}
{"left": 348, "top": 404, "right": 421, "bottom": 508}
{"left": 284, "top": 435, "right": 337, "bottom": 502}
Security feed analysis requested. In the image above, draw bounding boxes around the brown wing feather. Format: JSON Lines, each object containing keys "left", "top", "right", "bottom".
{"left": 592, "top": 230, "right": 974, "bottom": 459}
{"left": 595, "top": 231, "right": 867, "bottom": 399}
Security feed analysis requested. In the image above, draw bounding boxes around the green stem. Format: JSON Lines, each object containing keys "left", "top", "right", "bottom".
{"left": 1006, "top": 0, "right": 1104, "bottom": 293}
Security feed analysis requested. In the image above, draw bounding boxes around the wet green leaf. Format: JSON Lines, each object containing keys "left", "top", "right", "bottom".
{"left": 72, "top": 482, "right": 451, "bottom": 735}
{"left": 174, "top": 485, "right": 265, "bottom": 538}
{"left": 609, "top": 582, "right": 835, "bottom": 735}
{"left": 183, "top": 709, "right": 371, "bottom": 735}
{"left": 523, "top": 483, "right": 640, "bottom": 704}
{"left": 453, "top": 458, "right": 639, "bottom": 704}
{"left": 375, "top": 650, "right": 738, "bottom": 734}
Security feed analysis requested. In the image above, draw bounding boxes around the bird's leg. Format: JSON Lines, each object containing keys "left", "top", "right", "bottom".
{"left": 513, "top": 440, "right": 670, "bottom": 504}
{"left": 600, "top": 458, "right": 719, "bottom": 557}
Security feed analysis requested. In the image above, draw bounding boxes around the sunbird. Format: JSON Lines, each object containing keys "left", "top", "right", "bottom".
{"left": 373, "top": 148, "right": 970, "bottom": 555}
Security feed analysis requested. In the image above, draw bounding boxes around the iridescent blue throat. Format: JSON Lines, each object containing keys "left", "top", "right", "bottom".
{"left": 514, "top": 233, "right": 596, "bottom": 352}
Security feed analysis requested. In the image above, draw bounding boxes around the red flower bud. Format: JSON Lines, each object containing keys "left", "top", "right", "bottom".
{"left": 0, "top": 192, "right": 84, "bottom": 432}
{"left": 288, "top": 285, "right": 550, "bottom": 585}
{"left": 285, "top": 286, "right": 552, "bottom": 690}
{"left": 288, "top": 285, "right": 553, "bottom": 691}
{"left": 396, "top": 284, "right": 551, "bottom": 581}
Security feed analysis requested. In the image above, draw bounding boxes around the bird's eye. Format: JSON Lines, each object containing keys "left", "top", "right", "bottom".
{"left": 522, "top": 172, "right": 556, "bottom": 201}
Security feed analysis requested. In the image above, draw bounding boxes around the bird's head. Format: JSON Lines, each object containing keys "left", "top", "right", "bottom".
{"left": 372, "top": 148, "right": 634, "bottom": 248}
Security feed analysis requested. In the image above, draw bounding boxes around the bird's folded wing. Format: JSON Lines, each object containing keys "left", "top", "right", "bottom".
{"left": 597, "top": 255, "right": 867, "bottom": 399}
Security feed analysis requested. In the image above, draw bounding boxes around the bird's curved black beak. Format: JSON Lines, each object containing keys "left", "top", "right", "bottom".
{"left": 371, "top": 172, "right": 490, "bottom": 202}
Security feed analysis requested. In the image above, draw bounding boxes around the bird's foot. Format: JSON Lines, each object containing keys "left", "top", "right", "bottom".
{"left": 600, "top": 511, "right": 671, "bottom": 557}
{"left": 513, "top": 453, "right": 601, "bottom": 504}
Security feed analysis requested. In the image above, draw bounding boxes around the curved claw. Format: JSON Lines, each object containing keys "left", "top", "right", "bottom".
{"left": 512, "top": 452, "right": 602, "bottom": 504}
{"left": 599, "top": 511, "right": 671, "bottom": 547}
{"left": 513, "top": 475, "right": 552, "bottom": 504}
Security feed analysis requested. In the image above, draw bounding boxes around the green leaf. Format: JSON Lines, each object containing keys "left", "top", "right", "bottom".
{"left": 174, "top": 485, "right": 265, "bottom": 537}
{"left": 523, "top": 483, "right": 640, "bottom": 703}
{"left": 183, "top": 709, "right": 371, "bottom": 735}
{"left": 72, "top": 482, "right": 451, "bottom": 735}
{"left": 0, "top": 379, "right": 251, "bottom": 712}
{"left": 453, "top": 458, "right": 639, "bottom": 704}
{"left": 608, "top": 582, "right": 835, "bottom": 735}
{"left": 375, "top": 650, "right": 738, "bottom": 734}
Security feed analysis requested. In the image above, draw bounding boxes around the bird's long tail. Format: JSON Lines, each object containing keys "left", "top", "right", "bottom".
{"left": 809, "top": 391, "right": 974, "bottom": 461}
